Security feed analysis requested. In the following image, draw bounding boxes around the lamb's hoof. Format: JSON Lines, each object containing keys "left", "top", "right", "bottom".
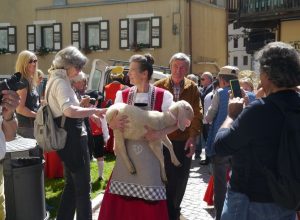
{"left": 173, "top": 161, "right": 182, "bottom": 167}
{"left": 130, "top": 169, "right": 136, "bottom": 175}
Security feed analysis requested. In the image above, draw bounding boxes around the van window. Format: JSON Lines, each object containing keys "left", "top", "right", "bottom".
{"left": 90, "top": 69, "right": 102, "bottom": 91}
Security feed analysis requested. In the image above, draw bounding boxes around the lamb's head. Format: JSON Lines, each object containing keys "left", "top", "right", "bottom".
{"left": 169, "top": 100, "right": 194, "bottom": 131}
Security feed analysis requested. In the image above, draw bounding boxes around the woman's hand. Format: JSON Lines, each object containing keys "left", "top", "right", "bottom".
{"left": 1, "top": 90, "right": 20, "bottom": 119}
{"left": 228, "top": 97, "right": 244, "bottom": 120}
{"left": 144, "top": 125, "right": 160, "bottom": 141}
{"left": 94, "top": 108, "right": 107, "bottom": 118}
{"left": 109, "top": 115, "right": 129, "bottom": 132}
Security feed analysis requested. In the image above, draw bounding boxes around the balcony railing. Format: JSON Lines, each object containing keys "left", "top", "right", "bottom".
{"left": 240, "top": 0, "right": 300, "bottom": 15}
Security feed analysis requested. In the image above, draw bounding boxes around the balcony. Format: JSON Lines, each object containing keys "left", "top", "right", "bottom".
{"left": 237, "top": 0, "right": 300, "bottom": 28}
{"left": 227, "top": 0, "right": 239, "bottom": 22}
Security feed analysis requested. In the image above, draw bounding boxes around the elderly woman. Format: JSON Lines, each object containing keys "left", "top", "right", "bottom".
{"left": 46, "top": 46, "right": 105, "bottom": 220}
{"left": 98, "top": 54, "right": 174, "bottom": 220}
{"left": 214, "top": 41, "right": 300, "bottom": 220}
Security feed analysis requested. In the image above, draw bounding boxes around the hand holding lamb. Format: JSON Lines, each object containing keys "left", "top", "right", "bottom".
{"left": 106, "top": 100, "right": 194, "bottom": 182}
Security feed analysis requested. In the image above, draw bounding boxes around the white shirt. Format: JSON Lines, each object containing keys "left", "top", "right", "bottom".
{"left": 46, "top": 69, "right": 80, "bottom": 118}
{"left": 115, "top": 87, "right": 173, "bottom": 112}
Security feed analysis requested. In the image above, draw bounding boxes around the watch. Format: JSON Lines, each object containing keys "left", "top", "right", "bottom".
{"left": 3, "top": 113, "right": 16, "bottom": 122}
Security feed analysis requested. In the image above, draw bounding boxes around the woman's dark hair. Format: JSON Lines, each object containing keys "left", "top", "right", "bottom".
{"left": 129, "top": 53, "right": 154, "bottom": 80}
{"left": 256, "top": 41, "right": 300, "bottom": 88}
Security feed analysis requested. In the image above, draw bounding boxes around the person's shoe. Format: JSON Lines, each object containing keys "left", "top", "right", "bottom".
{"left": 199, "top": 158, "right": 210, "bottom": 165}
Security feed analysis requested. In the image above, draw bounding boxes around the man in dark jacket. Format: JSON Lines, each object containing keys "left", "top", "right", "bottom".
{"left": 154, "top": 52, "right": 202, "bottom": 220}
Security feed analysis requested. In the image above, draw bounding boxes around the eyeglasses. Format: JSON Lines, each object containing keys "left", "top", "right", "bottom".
{"left": 201, "top": 78, "right": 206, "bottom": 81}
{"left": 29, "top": 59, "right": 38, "bottom": 64}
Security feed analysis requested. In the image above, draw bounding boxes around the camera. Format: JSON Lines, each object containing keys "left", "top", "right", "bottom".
{"left": 89, "top": 98, "right": 97, "bottom": 105}
{"left": 0, "top": 72, "right": 24, "bottom": 104}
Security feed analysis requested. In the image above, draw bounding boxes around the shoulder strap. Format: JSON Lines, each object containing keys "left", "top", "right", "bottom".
{"left": 122, "top": 88, "right": 130, "bottom": 104}
{"left": 45, "top": 77, "right": 66, "bottom": 127}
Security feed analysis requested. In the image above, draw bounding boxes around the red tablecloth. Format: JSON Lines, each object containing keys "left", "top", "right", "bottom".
{"left": 44, "top": 151, "right": 64, "bottom": 178}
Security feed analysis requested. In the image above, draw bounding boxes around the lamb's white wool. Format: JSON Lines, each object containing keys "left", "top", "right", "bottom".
{"left": 106, "top": 100, "right": 194, "bottom": 182}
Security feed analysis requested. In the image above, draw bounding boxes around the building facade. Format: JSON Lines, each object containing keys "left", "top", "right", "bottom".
{"left": 0, "top": 0, "right": 227, "bottom": 76}
{"left": 227, "top": 23, "right": 252, "bottom": 70}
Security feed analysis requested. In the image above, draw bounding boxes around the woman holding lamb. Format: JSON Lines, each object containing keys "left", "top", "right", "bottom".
{"left": 98, "top": 54, "right": 175, "bottom": 220}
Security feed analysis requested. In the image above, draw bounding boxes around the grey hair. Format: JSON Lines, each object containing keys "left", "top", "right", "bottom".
{"left": 169, "top": 52, "right": 190, "bottom": 67}
{"left": 52, "top": 46, "right": 87, "bottom": 70}
{"left": 71, "top": 71, "right": 87, "bottom": 83}
{"left": 255, "top": 41, "right": 300, "bottom": 88}
{"left": 187, "top": 74, "right": 198, "bottom": 84}
{"left": 202, "top": 71, "right": 213, "bottom": 82}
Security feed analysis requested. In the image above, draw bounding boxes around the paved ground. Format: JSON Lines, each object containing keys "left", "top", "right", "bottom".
{"left": 92, "top": 155, "right": 215, "bottom": 220}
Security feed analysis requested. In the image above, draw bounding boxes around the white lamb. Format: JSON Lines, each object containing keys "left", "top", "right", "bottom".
{"left": 105, "top": 100, "right": 194, "bottom": 182}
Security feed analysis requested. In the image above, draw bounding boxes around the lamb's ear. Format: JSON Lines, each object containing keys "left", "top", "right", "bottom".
{"left": 106, "top": 109, "right": 119, "bottom": 124}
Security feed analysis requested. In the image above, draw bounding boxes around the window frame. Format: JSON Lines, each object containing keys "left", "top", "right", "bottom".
{"left": 41, "top": 25, "right": 54, "bottom": 49}
{"left": 119, "top": 15, "right": 162, "bottom": 50}
{"left": 233, "top": 56, "right": 238, "bottom": 66}
{"left": 134, "top": 18, "right": 151, "bottom": 48}
{"left": 27, "top": 22, "right": 62, "bottom": 53}
{"left": 0, "top": 25, "right": 17, "bottom": 54}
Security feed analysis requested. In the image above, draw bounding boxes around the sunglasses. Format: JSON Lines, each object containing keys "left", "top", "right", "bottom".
{"left": 201, "top": 78, "right": 205, "bottom": 81}
{"left": 29, "top": 59, "right": 38, "bottom": 64}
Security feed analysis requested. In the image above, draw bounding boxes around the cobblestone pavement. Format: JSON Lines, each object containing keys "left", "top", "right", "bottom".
{"left": 92, "top": 156, "right": 215, "bottom": 220}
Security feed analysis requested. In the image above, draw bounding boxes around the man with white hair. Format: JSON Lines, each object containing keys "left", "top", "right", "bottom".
{"left": 155, "top": 52, "right": 202, "bottom": 220}
{"left": 205, "top": 66, "right": 239, "bottom": 220}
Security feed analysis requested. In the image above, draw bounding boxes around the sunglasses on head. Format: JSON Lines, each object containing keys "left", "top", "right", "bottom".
{"left": 29, "top": 59, "right": 38, "bottom": 64}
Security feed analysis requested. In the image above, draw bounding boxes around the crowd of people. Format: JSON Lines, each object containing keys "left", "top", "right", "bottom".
{"left": 0, "top": 41, "right": 299, "bottom": 220}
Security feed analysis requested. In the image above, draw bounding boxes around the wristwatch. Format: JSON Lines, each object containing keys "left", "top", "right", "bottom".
{"left": 3, "top": 113, "right": 16, "bottom": 122}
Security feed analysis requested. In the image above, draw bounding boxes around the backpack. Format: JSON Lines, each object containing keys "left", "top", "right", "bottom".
{"left": 34, "top": 78, "right": 67, "bottom": 152}
{"left": 263, "top": 96, "right": 300, "bottom": 210}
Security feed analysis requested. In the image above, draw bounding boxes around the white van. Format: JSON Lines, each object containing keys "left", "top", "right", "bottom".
{"left": 87, "top": 59, "right": 169, "bottom": 93}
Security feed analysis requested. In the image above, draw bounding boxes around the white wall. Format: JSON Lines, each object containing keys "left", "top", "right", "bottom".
{"left": 228, "top": 23, "right": 252, "bottom": 71}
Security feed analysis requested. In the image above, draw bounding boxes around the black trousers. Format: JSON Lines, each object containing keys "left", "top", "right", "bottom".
{"left": 163, "top": 140, "right": 192, "bottom": 220}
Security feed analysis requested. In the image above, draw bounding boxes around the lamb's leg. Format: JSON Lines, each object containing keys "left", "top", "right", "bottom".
{"left": 149, "top": 140, "right": 168, "bottom": 183}
{"left": 114, "top": 130, "right": 136, "bottom": 174}
{"left": 162, "top": 135, "right": 181, "bottom": 167}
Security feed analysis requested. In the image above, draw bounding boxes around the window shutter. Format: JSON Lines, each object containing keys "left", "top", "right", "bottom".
{"left": 27, "top": 25, "right": 36, "bottom": 51}
{"left": 100, "top": 20, "right": 109, "bottom": 50}
{"left": 53, "top": 23, "right": 62, "bottom": 51}
{"left": 119, "top": 18, "right": 129, "bottom": 49}
{"left": 71, "top": 22, "right": 81, "bottom": 49}
{"left": 7, "top": 26, "right": 17, "bottom": 53}
{"left": 151, "top": 16, "right": 162, "bottom": 48}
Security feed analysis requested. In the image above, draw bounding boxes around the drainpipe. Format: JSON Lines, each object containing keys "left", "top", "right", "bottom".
{"left": 188, "top": 0, "right": 192, "bottom": 73}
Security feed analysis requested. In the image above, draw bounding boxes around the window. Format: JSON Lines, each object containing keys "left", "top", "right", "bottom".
{"left": 243, "top": 56, "right": 248, "bottom": 66}
{"left": 71, "top": 20, "right": 109, "bottom": 50}
{"left": 119, "top": 16, "right": 162, "bottom": 49}
{"left": 233, "top": 56, "right": 238, "bottom": 66}
{"left": 233, "top": 38, "right": 238, "bottom": 48}
{"left": 134, "top": 19, "right": 150, "bottom": 47}
{"left": 0, "top": 25, "right": 17, "bottom": 54}
{"left": 27, "top": 23, "right": 62, "bottom": 53}
{"left": 41, "top": 26, "right": 54, "bottom": 49}
{"left": 243, "top": 37, "right": 247, "bottom": 47}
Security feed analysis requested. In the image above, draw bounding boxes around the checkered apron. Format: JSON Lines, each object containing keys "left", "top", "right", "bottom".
{"left": 109, "top": 102, "right": 166, "bottom": 201}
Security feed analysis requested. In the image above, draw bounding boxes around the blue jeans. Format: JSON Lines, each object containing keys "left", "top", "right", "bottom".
{"left": 221, "top": 189, "right": 296, "bottom": 220}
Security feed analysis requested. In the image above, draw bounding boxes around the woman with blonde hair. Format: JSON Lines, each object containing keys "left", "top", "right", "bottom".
{"left": 15, "top": 50, "right": 39, "bottom": 138}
